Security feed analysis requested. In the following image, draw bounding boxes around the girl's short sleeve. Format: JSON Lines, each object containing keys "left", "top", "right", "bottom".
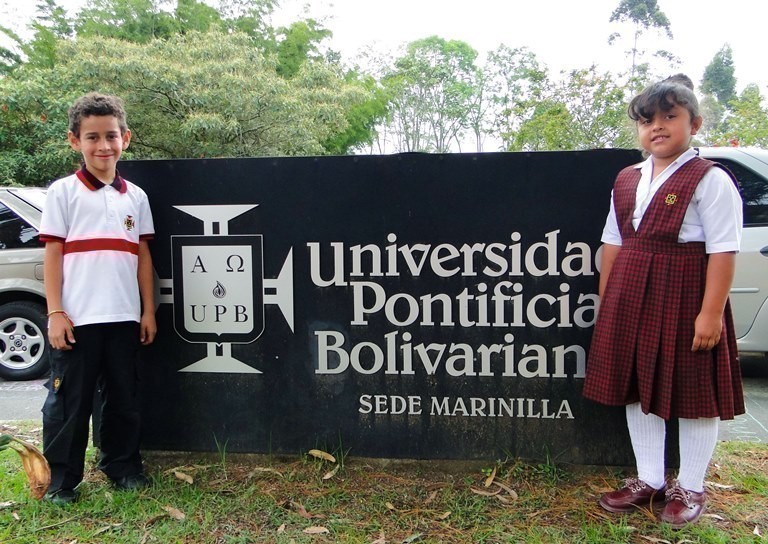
{"left": 695, "top": 167, "right": 743, "bottom": 254}
{"left": 600, "top": 190, "right": 622, "bottom": 245}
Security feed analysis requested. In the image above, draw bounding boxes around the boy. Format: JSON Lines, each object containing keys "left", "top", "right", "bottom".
{"left": 40, "top": 93, "right": 156, "bottom": 505}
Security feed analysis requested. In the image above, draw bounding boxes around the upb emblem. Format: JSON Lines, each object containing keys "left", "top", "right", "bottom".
{"left": 172, "top": 235, "right": 264, "bottom": 344}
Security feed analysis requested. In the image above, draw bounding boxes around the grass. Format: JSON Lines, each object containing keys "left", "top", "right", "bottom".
{"left": 1, "top": 421, "right": 767, "bottom": 543}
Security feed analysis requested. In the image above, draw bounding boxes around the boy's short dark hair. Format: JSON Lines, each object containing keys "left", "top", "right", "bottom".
{"left": 628, "top": 73, "right": 700, "bottom": 122}
{"left": 68, "top": 92, "right": 128, "bottom": 137}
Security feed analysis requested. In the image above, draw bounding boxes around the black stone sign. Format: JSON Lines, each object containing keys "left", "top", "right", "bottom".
{"left": 120, "top": 149, "right": 655, "bottom": 465}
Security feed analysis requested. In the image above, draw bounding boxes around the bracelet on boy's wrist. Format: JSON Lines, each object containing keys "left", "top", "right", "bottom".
{"left": 47, "top": 310, "right": 68, "bottom": 317}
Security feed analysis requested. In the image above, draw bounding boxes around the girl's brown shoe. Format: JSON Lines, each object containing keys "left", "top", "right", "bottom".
{"left": 599, "top": 478, "right": 666, "bottom": 513}
{"left": 659, "top": 480, "right": 707, "bottom": 528}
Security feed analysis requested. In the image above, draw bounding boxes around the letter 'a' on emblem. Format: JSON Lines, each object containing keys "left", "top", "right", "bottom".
{"left": 664, "top": 193, "right": 678, "bottom": 206}
{"left": 171, "top": 235, "right": 265, "bottom": 344}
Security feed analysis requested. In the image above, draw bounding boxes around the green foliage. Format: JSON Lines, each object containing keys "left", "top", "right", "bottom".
{"left": 721, "top": 84, "right": 768, "bottom": 147}
{"left": 702, "top": 44, "right": 737, "bottom": 106}
{"left": 0, "top": 26, "right": 24, "bottom": 74}
{"left": 0, "top": 73, "right": 78, "bottom": 186}
{"left": 275, "top": 19, "right": 332, "bottom": 79}
{"left": 384, "top": 36, "right": 480, "bottom": 152}
{"left": 75, "top": 0, "right": 179, "bottom": 42}
{"left": 609, "top": 0, "right": 672, "bottom": 37}
{"left": 0, "top": 32, "right": 366, "bottom": 185}
{"left": 490, "top": 58, "right": 633, "bottom": 152}
{"left": 174, "top": 0, "right": 223, "bottom": 34}
{"left": 322, "top": 73, "right": 390, "bottom": 155}
{"left": 608, "top": 0, "right": 674, "bottom": 82}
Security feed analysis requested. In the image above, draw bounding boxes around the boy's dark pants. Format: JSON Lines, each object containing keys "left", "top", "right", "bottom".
{"left": 42, "top": 321, "right": 143, "bottom": 492}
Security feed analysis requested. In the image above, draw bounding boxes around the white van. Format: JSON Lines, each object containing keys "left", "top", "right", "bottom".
{"left": 698, "top": 147, "right": 768, "bottom": 357}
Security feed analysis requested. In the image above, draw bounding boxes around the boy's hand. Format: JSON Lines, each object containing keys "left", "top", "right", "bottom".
{"left": 48, "top": 313, "right": 75, "bottom": 350}
{"left": 140, "top": 312, "right": 157, "bottom": 345}
{"left": 692, "top": 311, "right": 723, "bottom": 351}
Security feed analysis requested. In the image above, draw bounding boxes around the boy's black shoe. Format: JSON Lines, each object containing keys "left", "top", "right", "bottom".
{"left": 111, "top": 473, "right": 149, "bottom": 491}
{"left": 45, "top": 489, "right": 78, "bottom": 506}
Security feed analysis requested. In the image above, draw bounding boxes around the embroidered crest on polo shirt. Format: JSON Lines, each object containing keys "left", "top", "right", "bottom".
{"left": 124, "top": 215, "right": 136, "bottom": 231}
{"left": 664, "top": 193, "right": 678, "bottom": 206}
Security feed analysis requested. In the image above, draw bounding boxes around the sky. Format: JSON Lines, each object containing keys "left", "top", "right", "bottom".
{"left": 2, "top": 0, "right": 765, "bottom": 94}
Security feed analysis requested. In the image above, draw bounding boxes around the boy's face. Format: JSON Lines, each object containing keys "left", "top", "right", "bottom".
{"left": 68, "top": 115, "right": 131, "bottom": 182}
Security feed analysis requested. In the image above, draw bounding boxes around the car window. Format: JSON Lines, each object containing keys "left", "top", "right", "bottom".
{"left": 0, "top": 203, "right": 41, "bottom": 249}
{"left": 713, "top": 158, "right": 768, "bottom": 226}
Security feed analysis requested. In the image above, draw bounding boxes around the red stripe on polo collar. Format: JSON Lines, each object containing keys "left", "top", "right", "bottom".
{"left": 75, "top": 166, "right": 127, "bottom": 194}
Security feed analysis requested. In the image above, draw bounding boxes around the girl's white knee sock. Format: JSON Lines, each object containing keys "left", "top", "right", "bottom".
{"left": 626, "top": 402, "right": 666, "bottom": 490}
{"left": 677, "top": 417, "right": 719, "bottom": 493}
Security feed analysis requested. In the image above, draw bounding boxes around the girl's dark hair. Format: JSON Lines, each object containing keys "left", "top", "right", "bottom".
{"left": 628, "top": 74, "right": 700, "bottom": 121}
{"left": 68, "top": 92, "right": 128, "bottom": 137}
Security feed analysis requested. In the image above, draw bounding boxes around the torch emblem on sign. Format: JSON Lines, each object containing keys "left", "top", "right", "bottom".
{"left": 162, "top": 205, "right": 294, "bottom": 374}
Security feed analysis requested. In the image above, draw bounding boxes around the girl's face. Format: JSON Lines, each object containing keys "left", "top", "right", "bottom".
{"left": 637, "top": 103, "right": 702, "bottom": 170}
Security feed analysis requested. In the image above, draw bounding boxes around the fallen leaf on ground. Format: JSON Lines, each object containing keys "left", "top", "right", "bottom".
{"left": 423, "top": 490, "right": 438, "bottom": 505}
{"left": 323, "top": 464, "right": 340, "bottom": 480}
{"left": 0, "top": 501, "right": 15, "bottom": 509}
{"left": 303, "top": 526, "right": 329, "bottom": 534}
{"left": 162, "top": 506, "right": 186, "bottom": 521}
{"left": 1, "top": 435, "right": 51, "bottom": 500}
{"left": 290, "top": 502, "right": 313, "bottom": 520}
{"left": 249, "top": 467, "right": 283, "bottom": 478}
{"left": 706, "top": 482, "right": 735, "bottom": 490}
{"left": 437, "top": 511, "right": 451, "bottom": 520}
{"left": 469, "top": 486, "right": 501, "bottom": 497}
{"left": 277, "top": 524, "right": 286, "bottom": 533}
{"left": 491, "top": 480, "right": 518, "bottom": 500}
{"left": 385, "top": 502, "right": 397, "bottom": 510}
{"left": 308, "top": 449, "right": 336, "bottom": 463}
{"left": 483, "top": 466, "right": 496, "bottom": 487}
{"left": 370, "top": 533, "right": 386, "bottom": 544}
{"left": 93, "top": 523, "right": 122, "bottom": 536}
{"left": 173, "top": 470, "right": 194, "bottom": 484}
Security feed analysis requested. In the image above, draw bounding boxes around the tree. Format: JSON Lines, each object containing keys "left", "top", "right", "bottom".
{"left": 555, "top": 67, "right": 635, "bottom": 149}
{"left": 697, "top": 93, "right": 726, "bottom": 146}
{"left": 485, "top": 45, "right": 550, "bottom": 151}
{"left": 701, "top": 44, "right": 736, "bottom": 106}
{"left": 321, "top": 72, "right": 390, "bottom": 155}
{"left": 275, "top": 19, "right": 332, "bottom": 79}
{"left": 75, "top": 0, "right": 180, "bottom": 42}
{"left": 0, "top": 0, "right": 72, "bottom": 72}
{"left": 0, "top": 26, "right": 24, "bottom": 74}
{"left": 0, "top": 32, "right": 368, "bottom": 185}
{"left": 174, "top": 0, "right": 223, "bottom": 34}
{"left": 608, "top": 0, "right": 673, "bottom": 81}
{"left": 383, "top": 36, "right": 480, "bottom": 152}
{"left": 720, "top": 84, "right": 768, "bottom": 148}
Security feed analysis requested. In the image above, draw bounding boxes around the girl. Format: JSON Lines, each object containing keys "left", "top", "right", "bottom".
{"left": 583, "top": 74, "right": 744, "bottom": 528}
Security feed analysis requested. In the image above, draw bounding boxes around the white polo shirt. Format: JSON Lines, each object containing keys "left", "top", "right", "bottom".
{"left": 601, "top": 148, "right": 743, "bottom": 254}
{"left": 40, "top": 168, "right": 155, "bottom": 326}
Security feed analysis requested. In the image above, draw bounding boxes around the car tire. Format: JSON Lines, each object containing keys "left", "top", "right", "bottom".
{"left": 0, "top": 301, "right": 50, "bottom": 381}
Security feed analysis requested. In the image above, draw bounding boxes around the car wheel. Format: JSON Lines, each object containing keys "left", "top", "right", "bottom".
{"left": 0, "top": 301, "right": 49, "bottom": 381}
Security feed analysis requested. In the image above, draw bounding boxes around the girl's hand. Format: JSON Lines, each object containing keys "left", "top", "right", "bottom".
{"left": 140, "top": 312, "right": 157, "bottom": 346}
{"left": 692, "top": 311, "right": 723, "bottom": 351}
{"left": 48, "top": 313, "right": 75, "bottom": 351}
